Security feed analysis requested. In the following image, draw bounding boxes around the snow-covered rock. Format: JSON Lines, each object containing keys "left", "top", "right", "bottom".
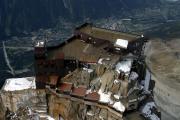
{"left": 115, "top": 59, "right": 133, "bottom": 75}
{"left": 141, "top": 102, "right": 160, "bottom": 120}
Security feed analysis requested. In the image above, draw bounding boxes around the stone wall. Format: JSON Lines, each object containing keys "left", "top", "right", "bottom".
{"left": 48, "top": 93, "right": 123, "bottom": 120}
{"left": 0, "top": 94, "right": 5, "bottom": 120}
{"left": 0, "top": 89, "right": 46, "bottom": 112}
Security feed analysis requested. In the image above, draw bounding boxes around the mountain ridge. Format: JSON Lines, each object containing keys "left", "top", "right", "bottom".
{"left": 0, "top": 0, "right": 162, "bottom": 39}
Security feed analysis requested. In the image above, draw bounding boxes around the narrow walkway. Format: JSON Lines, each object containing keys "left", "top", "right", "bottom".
{"left": 46, "top": 86, "right": 123, "bottom": 118}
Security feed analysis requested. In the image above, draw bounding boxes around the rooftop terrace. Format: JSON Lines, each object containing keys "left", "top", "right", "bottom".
{"left": 75, "top": 23, "right": 140, "bottom": 42}
{"left": 45, "top": 23, "right": 142, "bottom": 62}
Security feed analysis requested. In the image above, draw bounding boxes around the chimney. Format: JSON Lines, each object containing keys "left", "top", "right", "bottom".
{"left": 34, "top": 40, "right": 46, "bottom": 59}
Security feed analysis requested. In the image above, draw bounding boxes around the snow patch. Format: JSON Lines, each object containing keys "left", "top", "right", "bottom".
{"left": 113, "top": 101, "right": 125, "bottom": 112}
{"left": 83, "top": 67, "right": 94, "bottom": 73}
{"left": 114, "top": 79, "right": 120, "bottom": 84}
{"left": 113, "top": 94, "right": 120, "bottom": 100}
{"left": 129, "top": 71, "right": 139, "bottom": 81}
{"left": 98, "top": 89, "right": 113, "bottom": 104}
{"left": 115, "top": 59, "right": 133, "bottom": 75}
{"left": 3, "top": 77, "right": 36, "bottom": 91}
{"left": 39, "top": 115, "right": 55, "bottom": 120}
{"left": 98, "top": 58, "right": 104, "bottom": 64}
{"left": 114, "top": 39, "right": 128, "bottom": 49}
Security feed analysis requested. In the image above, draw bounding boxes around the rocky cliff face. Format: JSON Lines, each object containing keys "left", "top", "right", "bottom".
{"left": 145, "top": 39, "right": 180, "bottom": 120}
{"left": 0, "top": 0, "right": 162, "bottom": 38}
